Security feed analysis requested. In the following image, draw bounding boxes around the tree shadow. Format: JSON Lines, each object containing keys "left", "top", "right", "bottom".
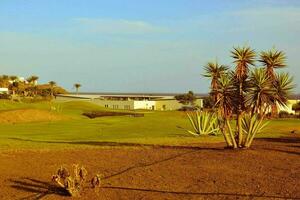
{"left": 262, "top": 148, "right": 300, "bottom": 156}
{"left": 103, "top": 186, "right": 300, "bottom": 200}
{"left": 103, "top": 149, "right": 199, "bottom": 180}
{"left": 7, "top": 137, "right": 224, "bottom": 151}
{"left": 9, "top": 178, "right": 69, "bottom": 200}
{"left": 258, "top": 136, "right": 300, "bottom": 144}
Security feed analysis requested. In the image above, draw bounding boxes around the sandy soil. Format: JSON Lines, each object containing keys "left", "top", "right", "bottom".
{"left": 0, "top": 109, "right": 67, "bottom": 124}
{"left": 0, "top": 135, "right": 299, "bottom": 200}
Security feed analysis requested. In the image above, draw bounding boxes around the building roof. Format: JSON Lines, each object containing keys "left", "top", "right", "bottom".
{"left": 63, "top": 92, "right": 207, "bottom": 98}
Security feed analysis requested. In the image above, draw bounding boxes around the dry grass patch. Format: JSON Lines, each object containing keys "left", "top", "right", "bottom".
{"left": 0, "top": 109, "right": 68, "bottom": 124}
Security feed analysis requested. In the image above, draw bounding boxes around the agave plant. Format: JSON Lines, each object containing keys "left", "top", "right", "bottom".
{"left": 185, "top": 110, "right": 219, "bottom": 136}
{"left": 241, "top": 114, "right": 269, "bottom": 148}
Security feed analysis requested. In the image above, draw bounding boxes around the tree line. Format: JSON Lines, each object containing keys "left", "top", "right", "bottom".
{"left": 0, "top": 75, "right": 67, "bottom": 99}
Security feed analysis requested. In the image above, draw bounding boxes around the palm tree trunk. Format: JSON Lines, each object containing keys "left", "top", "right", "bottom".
{"left": 237, "top": 82, "right": 243, "bottom": 147}
{"left": 271, "top": 103, "right": 278, "bottom": 118}
{"left": 226, "top": 119, "right": 237, "bottom": 148}
{"left": 220, "top": 124, "right": 233, "bottom": 147}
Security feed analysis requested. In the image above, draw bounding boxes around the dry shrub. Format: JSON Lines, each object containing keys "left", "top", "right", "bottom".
{"left": 52, "top": 164, "right": 87, "bottom": 197}
{"left": 52, "top": 164, "right": 102, "bottom": 197}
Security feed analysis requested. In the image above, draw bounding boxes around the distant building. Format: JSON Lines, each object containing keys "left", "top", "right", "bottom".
{"left": 278, "top": 95, "right": 300, "bottom": 114}
{"left": 8, "top": 76, "right": 29, "bottom": 84}
{"left": 56, "top": 93, "right": 203, "bottom": 111}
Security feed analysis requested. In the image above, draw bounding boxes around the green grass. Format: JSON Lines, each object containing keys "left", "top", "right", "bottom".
{"left": 0, "top": 100, "right": 299, "bottom": 150}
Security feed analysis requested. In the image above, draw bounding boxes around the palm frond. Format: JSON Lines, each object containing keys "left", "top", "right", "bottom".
{"left": 245, "top": 68, "right": 274, "bottom": 113}
{"left": 231, "top": 46, "right": 256, "bottom": 80}
{"left": 273, "top": 72, "right": 294, "bottom": 107}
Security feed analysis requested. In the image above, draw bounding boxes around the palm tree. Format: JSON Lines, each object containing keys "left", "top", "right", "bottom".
{"left": 259, "top": 49, "right": 286, "bottom": 116}
{"left": 49, "top": 81, "right": 56, "bottom": 98}
{"left": 74, "top": 83, "right": 81, "bottom": 94}
{"left": 214, "top": 74, "right": 237, "bottom": 148}
{"left": 203, "top": 61, "right": 228, "bottom": 104}
{"left": 203, "top": 47, "right": 293, "bottom": 149}
{"left": 0, "top": 75, "right": 10, "bottom": 88}
{"left": 259, "top": 49, "right": 286, "bottom": 79}
{"left": 27, "top": 75, "right": 39, "bottom": 85}
{"left": 26, "top": 75, "right": 39, "bottom": 96}
{"left": 9, "top": 76, "right": 18, "bottom": 82}
{"left": 231, "top": 46, "right": 256, "bottom": 146}
{"left": 9, "top": 76, "right": 18, "bottom": 95}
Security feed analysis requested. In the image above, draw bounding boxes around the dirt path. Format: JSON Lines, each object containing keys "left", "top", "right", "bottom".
{"left": 0, "top": 136, "right": 299, "bottom": 200}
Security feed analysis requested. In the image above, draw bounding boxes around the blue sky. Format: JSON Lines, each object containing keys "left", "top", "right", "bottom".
{"left": 0, "top": 0, "right": 300, "bottom": 93}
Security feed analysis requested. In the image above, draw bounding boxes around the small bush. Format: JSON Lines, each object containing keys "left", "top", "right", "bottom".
{"left": 0, "top": 93, "right": 10, "bottom": 99}
{"left": 279, "top": 111, "right": 295, "bottom": 118}
{"left": 178, "top": 106, "right": 197, "bottom": 111}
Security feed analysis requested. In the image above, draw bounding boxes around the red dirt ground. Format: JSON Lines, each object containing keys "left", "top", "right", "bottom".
{"left": 0, "top": 135, "right": 299, "bottom": 200}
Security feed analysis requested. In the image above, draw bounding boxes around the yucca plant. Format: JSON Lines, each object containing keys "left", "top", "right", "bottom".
{"left": 231, "top": 46, "right": 256, "bottom": 147}
{"left": 185, "top": 110, "right": 219, "bottom": 136}
{"left": 242, "top": 114, "right": 269, "bottom": 148}
{"left": 203, "top": 61, "right": 229, "bottom": 104}
{"left": 203, "top": 46, "right": 294, "bottom": 149}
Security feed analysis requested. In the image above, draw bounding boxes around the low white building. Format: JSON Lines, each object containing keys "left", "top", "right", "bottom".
{"left": 277, "top": 98, "right": 300, "bottom": 114}
{"left": 0, "top": 88, "right": 9, "bottom": 94}
{"left": 56, "top": 93, "right": 203, "bottom": 111}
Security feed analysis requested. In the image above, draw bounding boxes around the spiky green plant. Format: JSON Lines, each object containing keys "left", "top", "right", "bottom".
{"left": 203, "top": 61, "right": 229, "bottom": 104}
{"left": 242, "top": 114, "right": 269, "bottom": 148}
{"left": 273, "top": 72, "right": 294, "bottom": 107}
{"left": 259, "top": 49, "right": 286, "bottom": 79}
{"left": 246, "top": 68, "right": 274, "bottom": 116}
{"left": 202, "top": 46, "right": 293, "bottom": 149}
{"left": 185, "top": 110, "right": 219, "bottom": 136}
{"left": 231, "top": 46, "right": 256, "bottom": 147}
{"left": 214, "top": 74, "right": 237, "bottom": 148}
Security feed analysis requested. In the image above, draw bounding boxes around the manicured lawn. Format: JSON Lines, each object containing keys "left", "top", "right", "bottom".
{"left": 0, "top": 100, "right": 299, "bottom": 149}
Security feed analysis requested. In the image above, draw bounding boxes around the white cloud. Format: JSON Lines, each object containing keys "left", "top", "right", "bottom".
{"left": 74, "top": 18, "right": 170, "bottom": 35}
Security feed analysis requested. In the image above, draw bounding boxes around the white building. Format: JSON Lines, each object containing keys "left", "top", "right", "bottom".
{"left": 277, "top": 98, "right": 300, "bottom": 114}
{"left": 0, "top": 88, "right": 9, "bottom": 94}
{"left": 56, "top": 93, "right": 203, "bottom": 111}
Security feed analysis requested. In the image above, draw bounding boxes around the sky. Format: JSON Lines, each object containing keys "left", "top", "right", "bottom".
{"left": 0, "top": 0, "right": 300, "bottom": 93}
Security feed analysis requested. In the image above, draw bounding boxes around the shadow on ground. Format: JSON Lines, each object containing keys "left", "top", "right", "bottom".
{"left": 9, "top": 178, "right": 68, "bottom": 200}
{"left": 7, "top": 137, "right": 224, "bottom": 150}
{"left": 102, "top": 186, "right": 300, "bottom": 200}
{"left": 258, "top": 136, "right": 300, "bottom": 144}
{"left": 103, "top": 149, "right": 199, "bottom": 180}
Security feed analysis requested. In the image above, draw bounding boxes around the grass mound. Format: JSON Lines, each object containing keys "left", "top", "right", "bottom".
{"left": 0, "top": 109, "right": 68, "bottom": 124}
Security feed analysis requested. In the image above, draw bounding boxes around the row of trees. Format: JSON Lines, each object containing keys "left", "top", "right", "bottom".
{"left": 0, "top": 75, "right": 67, "bottom": 99}
{"left": 198, "top": 46, "right": 293, "bottom": 148}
